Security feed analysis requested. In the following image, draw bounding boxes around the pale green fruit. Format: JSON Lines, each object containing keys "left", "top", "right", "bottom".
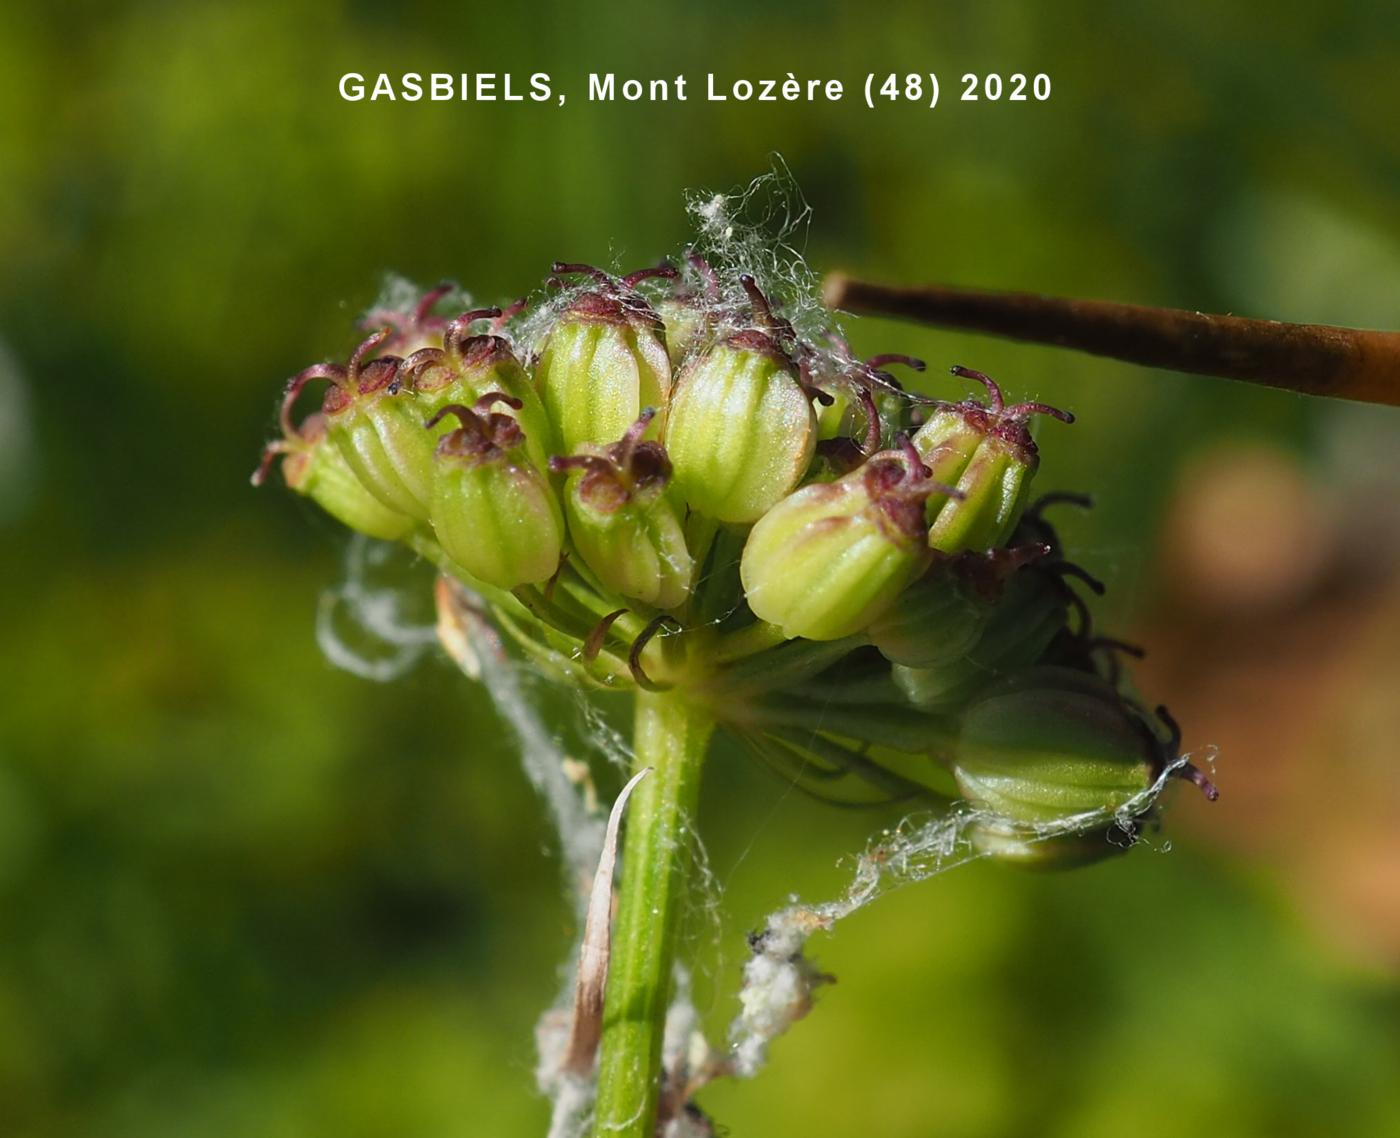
{"left": 272, "top": 412, "right": 416, "bottom": 542}
{"left": 426, "top": 400, "right": 564, "bottom": 589}
{"left": 953, "top": 668, "right": 1157, "bottom": 824}
{"left": 911, "top": 367, "right": 1073, "bottom": 554}
{"left": 551, "top": 413, "right": 694, "bottom": 610}
{"left": 562, "top": 487, "right": 692, "bottom": 610}
{"left": 666, "top": 333, "right": 816, "bottom": 523}
{"left": 403, "top": 315, "right": 555, "bottom": 474}
{"left": 740, "top": 447, "right": 935, "bottom": 640}
{"left": 535, "top": 292, "right": 671, "bottom": 452}
{"left": 431, "top": 456, "right": 563, "bottom": 589}
{"left": 309, "top": 332, "right": 438, "bottom": 522}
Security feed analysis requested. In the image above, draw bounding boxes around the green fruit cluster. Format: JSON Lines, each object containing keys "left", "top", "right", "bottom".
{"left": 258, "top": 260, "right": 1214, "bottom": 868}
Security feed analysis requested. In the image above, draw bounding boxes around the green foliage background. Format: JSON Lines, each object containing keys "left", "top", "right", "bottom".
{"left": 2, "top": 1, "right": 1398, "bottom": 1135}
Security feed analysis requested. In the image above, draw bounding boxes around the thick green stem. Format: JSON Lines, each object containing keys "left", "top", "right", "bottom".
{"left": 592, "top": 690, "right": 713, "bottom": 1137}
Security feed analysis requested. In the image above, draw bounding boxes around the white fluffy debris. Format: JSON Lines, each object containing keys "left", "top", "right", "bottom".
{"left": 316, "top": 536, "right": 439, "bottom": 682}
{"left": 727, "top": 908, "right": 835, "bottom": 1078}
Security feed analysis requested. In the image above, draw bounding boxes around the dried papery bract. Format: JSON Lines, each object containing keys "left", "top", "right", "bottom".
{"left": 563, "top": 765, "right": 653, "bottom": 1076}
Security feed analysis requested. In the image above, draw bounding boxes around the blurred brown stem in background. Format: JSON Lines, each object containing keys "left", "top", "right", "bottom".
{"left": 822, "top": 275, "right": 1400, "bottom": 407}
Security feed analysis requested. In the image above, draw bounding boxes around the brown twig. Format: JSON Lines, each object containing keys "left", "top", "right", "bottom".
{"left": 822, "top": 274, "right": 1400, "bottom": 407}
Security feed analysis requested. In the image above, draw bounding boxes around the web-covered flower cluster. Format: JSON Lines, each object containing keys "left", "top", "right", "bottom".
{"left": 256, "top": 253, "right": 1216, "bottom": 868}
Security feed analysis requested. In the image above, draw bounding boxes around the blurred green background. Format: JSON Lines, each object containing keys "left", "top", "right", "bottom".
{"left": 3, "top": 1, "right": 1400, "bottom": 1134}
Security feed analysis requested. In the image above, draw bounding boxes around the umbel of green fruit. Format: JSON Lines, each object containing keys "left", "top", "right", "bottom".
{"left": 535, "top": 263, "right": 675, "bottom": 452}
{"left": 666, "top": 275, "right": 817, "bottom": 523}
{"left": 913, "top": 366, "right": 1074, "bottom": 554}
{"left": 426, "top": 395, "right": 564, "bottom": 589}
{"left": 550, "top": 410, "right": 694, "bottom": 610}
{"left": 253, "top": 259, "right": 1214, "bottom": 888}
{"left": 740, "top": 437, "right": 956, "bottom": 640}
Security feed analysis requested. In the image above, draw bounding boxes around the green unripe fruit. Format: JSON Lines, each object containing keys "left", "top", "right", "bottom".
{"left": 427, "top": 399, "right": 563, "bottom": 589}
{"left": 815, "top": 384, "right": 857, "bottom": 442}
{"left": 328, "top": 399, "right": 434, "bottom": 521}
{"left": 402, "top": 311, "right": 554, "bottom": 473}
{"left": 656, "top": 252, "right": 720, "bottom": 367}
{"left": 564, "top": 493, "right": 691, "bottom": 611}
{"left": 866, "top": 563, "right": 992, "bottom": 668}
{"left": 912, "top": 367, "right": 1074, "bottom": 554}
{"left": 811, "top": 371, "right": 865, "bottom": 444}
{"left": 967, "top": 818, "right": 1138, "bottom": 870}
{"left": 551, "top": 412, "right": 694, "bottom": 610}
{"left": 656, "top": 296, "right": 710, "bottom": 368}
{"left": 891, "top": 562, "right": 1070, "bottom": 711}
{"left": 253, "top": 411, "right": 416, "bottom": 542}
{"left": 953, "top": 668, "right": 1163, "bottom": 824}
{"left": 928, "top": 434, "right": 1035, "bottom": 553}
{"left": 666, "top": 331, "right": 816, "bottom": 523}
{"left": 740, "top": 440, "right": 946, "bottom": 640}
{"left": 536, "top": 266, "right": 673, "bottom": 452}
{"left": 806, "top": 380, "right": 888, "bottom": 486}
{"left": 911, "top": 407, "right": 984, "bottom": 486}
{"left": 303, "top": 329, "right": 439, "bottom": 522}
